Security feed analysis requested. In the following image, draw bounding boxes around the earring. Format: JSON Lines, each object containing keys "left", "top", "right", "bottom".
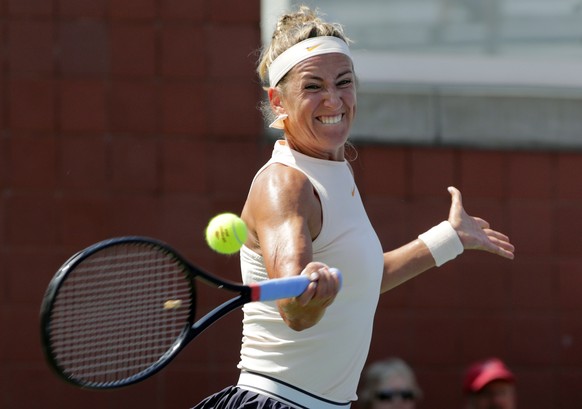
{"left": 268, "top": 114, "right": 288, "bottom": 129}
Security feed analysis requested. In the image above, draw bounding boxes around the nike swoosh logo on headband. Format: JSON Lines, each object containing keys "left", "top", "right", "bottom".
{"left": 306, "top": 43, "right": 322, "bottom": 52}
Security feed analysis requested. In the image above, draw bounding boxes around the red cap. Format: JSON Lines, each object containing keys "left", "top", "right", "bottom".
{"left": 463, "top": 358, "right": 515, "bottom": 393}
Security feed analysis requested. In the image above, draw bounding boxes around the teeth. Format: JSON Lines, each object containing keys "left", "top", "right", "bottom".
{"left": 319, "top": 114, "right": 342, "bottom": 124}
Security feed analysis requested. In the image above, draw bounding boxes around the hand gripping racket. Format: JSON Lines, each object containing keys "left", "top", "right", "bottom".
{"left": 40, "top": 236, "right": 342, "bottom": 389}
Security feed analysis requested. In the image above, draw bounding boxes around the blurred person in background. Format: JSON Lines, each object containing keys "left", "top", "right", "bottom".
{"left": 358, "top": 358, "right": 423, "bottom": 409}
{"left": 463, "top": 357, "right": 516, "bottom": 409}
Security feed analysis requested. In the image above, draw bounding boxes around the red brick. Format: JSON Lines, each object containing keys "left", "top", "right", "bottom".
{"left": 508, "top": 200, "right": 553, "bottom": 255}
{"left": 161, "top": 0, "right": 206, "bottom": 21}
{"left": 61, "top": 194, "right": 111, "bottom": 245}
{"left": 0, "top": 198, "right": 5, "bottom": 249}
{"left": 459, "top": 150, "right": 506, "bottom": 199}
{"left": 60, "top": 135, "right": 107, "bottom": 190}
{"left": 207, "top": 25, "right": 259, "bottom": 79}
{"left": 557, "top": 153, "right": 582, "bottom": 201}
{"left": 459, "top": 199, "right": 508, "bottom": 239}
{"left": 412, "top": 263, "right": 461, "bottom": 308}
{"left": 457, "top": 257, "right": 511, "bottom": 309}
{"left": 106, "top": 193, "right": 161, "bottom": 237}
{"left": 9, "top": 78, "right": 55, "bottom": 131}
{"left": 59, "top": 21, "right": 108, "bottom": 75}
{"left": 104, "top": 379, "right": 160, "bottom": 408}
{"left": 375, "top": 275, "right": 414, "bottom": 309}
{"left": 414, "top": 367, "right": 461, "bottom": 409}
{"left": 557, "top": 258, "right": 582, "bottom": 309}
{"left": 60, "top": 80, "right": 107, "bottom": 132}
{"left": 411, "top": 311, "right": 461, "bottom": 364}
{"left": 8, "top": 21, "right": 54, "bottom": 74}
{"left": 9, "top": 133, "right": 57, "bottom": 189}
{"left": 6, "top": 249, "right": 64, "bottom": 303}
{"left": 161, "top": 81, "right": 208, "bottom": 135}
{"left": 57, "top": 0, "right": 106, "bottom": 18}
{"left": 159, "top": 195, "right": 212, "bottom": 252}
{"left": 364, "top": 197, "right": 409, "bottom": 250}
{"left": 410, "top": 148, "right": 456, "bottom": 197}
{"left": 110, "top": 80, "right": 157, "bottom": 132}
{"left": 408, "top": 196, "right": 451, "bottom": 233}
{"left": 557, "top": 369, "right": 582, "bottom": 408}
{"left": 3, "top": 367, "right": 74, "bottom": 409}
{"left": 558, "top": 314, "right": 582, "bottom": 365}
{"left": 556, "top": 203, "right": 582, "bottom": 256}
{"left": 509, "top": 258, "right": 555, "bottom": 309}
{"left": 109, "top": 0, "right": 155, "bottom": 20}
{"left": 515, "top": 368, "right": 555, "bottom": 408}
{"left": 7, "top": 0, "right": 53, "bottom": 16}
{"left": 3, "top": 305, "right": 45, "bottom": 364}
{"left": 165, "top": 369, "right": 215, "bottom": 408}
{"left": 5, "top": 193, "right": 61, "bottom": 246}
{"left": 356, "top": 146, "right": 407, "bottom": 198}
{"left": 507, "top": 152, "right": 553, "bottom": 199}
{"left": 368, "top": 309, "right": 417, "bottom": 359}
{"left": 161, "top": 25, "right": 206, "bottom": 78}
{"left": 111, "top": 135, "right": 158, "bottom": 192}
{"left": 458, "top": 312, "right": 511, "bottom": 362}
{"left": 208, "top": 82, "right": 262, "bottom": 137}
{"left": 205, "top": 311, "right": 243, "bottom": 363}
{"left": 0, "top": 255, "right": 6, "bottom": 304}
{"left": 508, "top": 314, "right": 558, "bottom": 364}
{"left": 209, "top": 0, "right": 260, "bottom": 23}
{"left": 0, "top": 79, "right": 3, "bottom": 130}
{"left": 161, "top": 138, "right": 209, "bottom": 193}
{"left": 110, "top": 24, "right": 156, "bottom": 77}
{"left": 209, "top": 142, "right": 259, "bottom": 198}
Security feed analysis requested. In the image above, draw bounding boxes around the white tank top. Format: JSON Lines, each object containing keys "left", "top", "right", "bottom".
{"left": 238, "top": 140, "right": 384, "bottom": 403}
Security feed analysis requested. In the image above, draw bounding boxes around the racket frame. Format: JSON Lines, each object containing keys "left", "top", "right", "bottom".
{"left": 40, "top": 237, "right": 253, "bottom": 389}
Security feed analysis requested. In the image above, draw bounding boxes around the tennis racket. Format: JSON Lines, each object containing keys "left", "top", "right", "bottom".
{"left": 40, "top": 236, "right": 342, "bottom": 390}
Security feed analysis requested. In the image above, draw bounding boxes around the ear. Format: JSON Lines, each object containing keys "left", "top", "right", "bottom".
{"left": 268, "top": 87, "right": 285, "bottom": 115}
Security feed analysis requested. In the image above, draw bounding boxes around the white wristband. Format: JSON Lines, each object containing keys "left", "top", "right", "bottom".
{"left": 418, "top": 221, "right": 464, "bottom": 267}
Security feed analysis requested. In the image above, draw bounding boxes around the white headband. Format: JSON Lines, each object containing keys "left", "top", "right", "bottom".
{"left": 268, "top": 36, "right": 352, "bottom": 87}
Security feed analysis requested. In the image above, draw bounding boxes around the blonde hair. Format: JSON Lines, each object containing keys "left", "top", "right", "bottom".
{"left": 257, "top": 5, "right": 351, "bottom": 88}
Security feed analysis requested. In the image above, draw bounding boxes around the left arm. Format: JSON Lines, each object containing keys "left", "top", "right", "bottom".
{"left": 380, "top": 186, "right": 515, "bottom": 293}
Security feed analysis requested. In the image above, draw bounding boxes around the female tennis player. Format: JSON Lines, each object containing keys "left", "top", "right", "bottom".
{"left": 192, "top": 5, "right": 514, "bottom": 409}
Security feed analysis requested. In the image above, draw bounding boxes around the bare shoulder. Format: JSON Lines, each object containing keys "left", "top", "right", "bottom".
{"left": 241, "top": 163, "right": 322, "bottom": 251}
{"left": 256, "top": 163, "right": 313, "bottom": 199}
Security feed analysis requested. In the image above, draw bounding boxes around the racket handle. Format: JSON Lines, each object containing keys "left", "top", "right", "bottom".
{"left": 251, "top": 268, "right": 342, "bottom": 302}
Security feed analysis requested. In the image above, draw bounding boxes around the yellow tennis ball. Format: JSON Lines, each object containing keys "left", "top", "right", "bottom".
{"left": 205, "top": 213, "right": 248, "bottom": 255}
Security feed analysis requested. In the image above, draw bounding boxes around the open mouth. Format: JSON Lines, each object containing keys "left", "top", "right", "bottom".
{"left": 318, "top": 114, "right": 343, "bottom": 125}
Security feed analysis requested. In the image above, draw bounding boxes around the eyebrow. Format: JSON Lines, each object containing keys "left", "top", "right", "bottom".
{"left": 303, "top": 70, "right": 354, "bottom": 81}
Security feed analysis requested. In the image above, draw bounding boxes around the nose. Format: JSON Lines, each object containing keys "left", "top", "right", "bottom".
{"left": 323, "top": 87, "right": 342, "bottom": 109}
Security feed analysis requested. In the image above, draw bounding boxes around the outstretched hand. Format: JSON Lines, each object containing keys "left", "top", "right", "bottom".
{"left": 447, "top": 186, "right": 515, "bottom": 260}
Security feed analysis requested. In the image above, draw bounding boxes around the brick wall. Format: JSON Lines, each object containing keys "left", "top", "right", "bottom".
{"left": 1, "top": 1, "right": 582, "bottom": 408}
{"left": 355, "top": 147, "right": 582, "bottom": 409}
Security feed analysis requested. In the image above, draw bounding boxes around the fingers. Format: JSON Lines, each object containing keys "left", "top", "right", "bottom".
{"left": 484, "top": 229, "right": 516, "bottom": 259}
{"left": 297, "top": 264, "right": 341, "bottom": 307}
{"left": 447, "top": 186, "right": 461, "bottom": 202}
{"left": 447, "top": 186, "right": 515, "bottom": 260}
{"left": 447, "top": 186, "right": 462, "bottom": 219}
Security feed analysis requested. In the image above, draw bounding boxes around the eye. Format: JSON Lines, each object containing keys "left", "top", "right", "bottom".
{"left": 337, "top": 78, "right": 353, "bottom": 87}
{"left": 304, "top": 83, "right": 320, "bottom": 90}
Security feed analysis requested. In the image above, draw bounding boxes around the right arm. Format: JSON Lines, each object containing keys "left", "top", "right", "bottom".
{"left": 241, "top": 164, "right": 341, "bottom": 331}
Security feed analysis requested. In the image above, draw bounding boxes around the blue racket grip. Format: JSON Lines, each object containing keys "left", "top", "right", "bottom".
{"left": 251, "top": 268, "right": 342, "bottom": 302}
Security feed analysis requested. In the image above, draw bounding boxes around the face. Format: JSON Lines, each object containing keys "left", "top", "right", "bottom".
{"left": 270, "top": 53, "right": 356, "bottom": 161}
{"left": 371, "top": 374, "right": 418, "bottom": 409}
{"left": 467, "top": 381, "right": 516, "bottom": 409}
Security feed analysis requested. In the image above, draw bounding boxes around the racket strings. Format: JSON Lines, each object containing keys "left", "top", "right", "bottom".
{"left": 48, "top": 243, "right": 194, "bottom": 386}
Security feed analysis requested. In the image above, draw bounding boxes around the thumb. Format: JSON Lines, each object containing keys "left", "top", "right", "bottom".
{"left": 447, "top": 186, "right": 463, "bottom": 220}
